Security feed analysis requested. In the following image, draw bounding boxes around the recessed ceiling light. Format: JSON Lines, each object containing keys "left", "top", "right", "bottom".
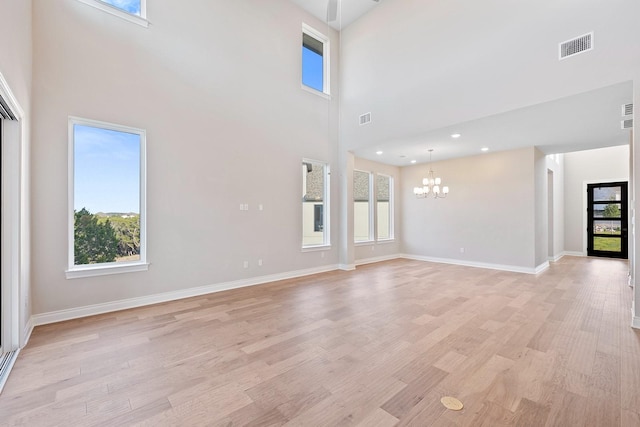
{"left": 410, "top": 160, "right": 417, "bottom": 164}
{"left": 481, "top": 147, "right": 489, "bottom": 152}
{"left": 451, "top": 133, "right": 461, "bottom": 138}
{"left": 376, "top": 151, "right": 383, "bottom": 155}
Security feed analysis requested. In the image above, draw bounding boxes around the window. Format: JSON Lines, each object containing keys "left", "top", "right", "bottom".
{"left": 354, "top": 170, "right": 373, "bottom": 243}
{"left": 99, "top": 0, "right": 142, "bottom": 15}
{"left": 302, "top": 160, "right": 330, "bottom": 248}
{"left": 376, "top": 174, "right": 393, "bottom": 240}
{"left": 302, "top": 24, "right": 330, "bottom": 95}
{"left": 76, "top": 0, "right": 148, "bottom": 27}
{"left": 67, "top": 117, "right": 147, "bottom": 278}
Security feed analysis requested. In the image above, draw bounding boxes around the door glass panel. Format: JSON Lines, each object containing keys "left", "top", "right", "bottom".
{"left": 593, "top": 203, "right": 622, "bottom": 218}
{"left": 593, "top": 237, "right": 621, "bottom": 252}
{"left": 593, "top": 220, "right": 621, "bottom": 235}
{"left": 593, "top": 186, "right": 622, "bottom": 202}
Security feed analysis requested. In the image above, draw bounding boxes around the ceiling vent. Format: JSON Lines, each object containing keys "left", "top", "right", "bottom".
{"left": 621, "top": 119, "right": 633, "bottom": 129}
{"left": 622, "top": 103, "right": 633, "bottom": 116}
{"left": 359, "top": 112, "right": 372, "bottom": 126}
{"left": 559, "top": 32, "right": 593, "bottom": 60}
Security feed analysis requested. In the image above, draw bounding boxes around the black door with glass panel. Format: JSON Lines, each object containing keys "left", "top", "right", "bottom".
{"left": 587, "top": 182, "right": 628, "bottom": 259}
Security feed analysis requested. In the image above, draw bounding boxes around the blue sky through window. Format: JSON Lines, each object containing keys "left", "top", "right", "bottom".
{"left": 302, "top": 47, "right": 323, "bottom": 92}
{"left": 100, "top": 0, "right": 141, "bottom": 15}
{"left": 74, "top": 125, "right": 141, "bottom": 214}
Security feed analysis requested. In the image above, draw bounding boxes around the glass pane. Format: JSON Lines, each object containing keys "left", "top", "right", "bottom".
{"left": 593, "top": 186, "right": 622, "bottom": 202}
{"left": 303, "top": 161, "right": 326, "bottom": 246}
{"left": 593, "top": 236, "right": 621, "bottom": 252}
{"left": 594, "top": 203, "right": 621, "bottom": 218}
{"left": 354, "top": 171, "right": 370, "bottom": 242}
{"left": 302, "top": 45, "right": 323, "bottom": 92}
{"left": 100, "top": 0, "right": 142, "bottom": 15}
{"left": 593, "top": 220, "right": 621, "bottom": 235}
{"left": 376, "top": 175, "right": 391, "bottom": 240}
{"left": 74, "top": 125, "right": 141, "bottom": 265}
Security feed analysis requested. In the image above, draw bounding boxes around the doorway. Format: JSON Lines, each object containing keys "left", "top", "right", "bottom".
{"left": 587, "top": 181, "right": 628, "bottom": 259}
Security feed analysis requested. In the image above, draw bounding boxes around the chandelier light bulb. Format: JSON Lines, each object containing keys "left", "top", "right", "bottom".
{"left": 435, "top": 177, "right": 441, "bottom": 185}
{"left": 443, "top": 186, "right": 450, "bottom": 194}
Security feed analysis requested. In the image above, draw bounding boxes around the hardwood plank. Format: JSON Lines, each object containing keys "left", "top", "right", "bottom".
{"left": 0, "top": 257, "right": 635, "bottom": 426}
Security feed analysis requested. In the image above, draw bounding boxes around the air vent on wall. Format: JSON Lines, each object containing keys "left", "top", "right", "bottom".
{"left": 559, "top": 32, "right": 593, "bottom": 60}
{"left": 622, "top": 103, "right": 633, "bottom": 116}
{"left": 359, "top": 112, "right": 372, "bottom": 126}
{"left": 621, "top": 119, "right": 633, "bottom": 129}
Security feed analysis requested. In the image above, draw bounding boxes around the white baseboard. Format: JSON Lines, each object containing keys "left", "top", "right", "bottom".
{"left": 355, "top": 254, "right": 401, "bottom": 266}
{"left": 339, "top": 264, "right": 356, "bottom": 271}
{"left": 31, "top": 264, "right": 340, "bottom": 326}
{"left": 21, "top": 316, "right": 34, "bottom": 348}
{"left": 535, "top": 261, "right": 550, "bottom": 274}
{"left": 562, "top": 251, "right": 586, "bottom": 257}
{"left": 548, "top": 253, "right": 564, "bottom": 262}
{"left": 400, "top": 254, "right": 543, "bottom": 275}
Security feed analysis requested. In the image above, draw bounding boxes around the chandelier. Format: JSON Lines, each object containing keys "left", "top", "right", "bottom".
{"left": 413, "top": 149, "right": 449, "bottom": 198}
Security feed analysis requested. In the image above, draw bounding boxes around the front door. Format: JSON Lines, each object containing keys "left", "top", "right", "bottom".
{"left": 587, "top": 182, "right": 628, "bottom": 259}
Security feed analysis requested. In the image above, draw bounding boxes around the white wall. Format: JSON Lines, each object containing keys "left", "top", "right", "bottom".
{"left": 546, "top": 154, "right": 565, "bottom": 261}
{"left": 353, "top": 157, "right": 401, "bottom": 263}
{"left": 534, "top": 148, "right": 548, "bottom": 267}
{"left": 401, "top": 147, "right": 538, "bottom": 271}
{"left": 0, "top": 0, "right": 33, "bottom": 345}
{"left": 563, "top": 145, "right": 629, "bottom": 254}
{"left": 30, "top": 0, "right": 341, "bottom": 315}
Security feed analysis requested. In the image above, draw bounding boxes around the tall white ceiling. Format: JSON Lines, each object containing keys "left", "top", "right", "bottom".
{"left": 288, "top": 0, "right": 380, "bottom": 30}
{"left": 290, "top": 0, "right": 638, "bottom": 166}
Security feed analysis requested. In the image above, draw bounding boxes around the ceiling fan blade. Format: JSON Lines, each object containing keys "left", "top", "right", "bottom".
{"left": 327, "top": 0, "right": 338, "bottom": 22}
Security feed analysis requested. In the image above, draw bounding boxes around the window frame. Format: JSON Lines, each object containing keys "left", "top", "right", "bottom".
{"left": 302, "top": 159, "right": 331, "bottom": 250}
{"left": 66, "top": 116, "right": 148, "bottom": 279}
{"left": 376, "top": 173, "right": 395, "bottom": 242}
{"left": 354, "top": 169, "right": 374, "bottom": 244}
{"left": 76, "top": 0, "right": 149, "bottom": 28}
{"left": 301, "top": 23, "right": 330, "bottom": 97}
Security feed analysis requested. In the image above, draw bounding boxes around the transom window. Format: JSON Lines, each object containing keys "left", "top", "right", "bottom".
{"left": 67, "top": 117, "right": 147, "bottom": 278}
{"left": 302, "top": 24, "right": 330, "bottom": 95}
{"left": 76, "top": 0, "right": 148, "bottom": 27}
{"left": 99, "top": 0, "right": 142, "bottom": 16}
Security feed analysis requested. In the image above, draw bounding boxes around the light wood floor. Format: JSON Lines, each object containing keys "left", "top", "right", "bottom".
{"left": 1, "top": 257, "right": 639, "bottom": 426}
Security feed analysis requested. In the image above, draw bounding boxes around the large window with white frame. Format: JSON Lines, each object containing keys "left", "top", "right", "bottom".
{"left": 376, "top": 174, "right": 394, "bottom": 240}
{"left": 67, "top": 117, "right": 147, "bottom": 278}
{"left": 76, "top": 0, "right": 148, "bottom": 27}
{"left": 354, "top": 170, "right": 373, "bottom": 243}
{"left": 302, "top": 24, "right": 330, "bottom": 95}
{"left": 302, "top": 160, "right": 330, "bottom": 248}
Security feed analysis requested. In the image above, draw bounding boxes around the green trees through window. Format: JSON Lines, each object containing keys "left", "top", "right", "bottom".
{"left": 74, "top": 208, "right": 141, "bottom": 264}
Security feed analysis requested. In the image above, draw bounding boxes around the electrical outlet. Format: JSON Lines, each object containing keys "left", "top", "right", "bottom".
{"left": 243, "top": 261, "right": 249, "bottom": 268}
{"left": 258, "top": 259, "right": 263, "bottom": 266}
{"left": 460, "top": 247, "right": 465, "bottom": 253}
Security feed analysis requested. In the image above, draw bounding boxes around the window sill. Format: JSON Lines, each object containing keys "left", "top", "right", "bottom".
{"left": 76, "top": 0, "right": 149, "bottom": 28}
{"left": 302, "top": 245, "right": 332, "bottom": 253}
{"left": 66, "top": 262, "right": 149, "bottom": 279}
{"left": 376, "top": 239, "right": 396, "bottom": 244}
{"left": 301, "top": 84, "right": 331, "bottom": 100}
{"left": 355, "top": 240, "right": 375, "bottom": 246}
